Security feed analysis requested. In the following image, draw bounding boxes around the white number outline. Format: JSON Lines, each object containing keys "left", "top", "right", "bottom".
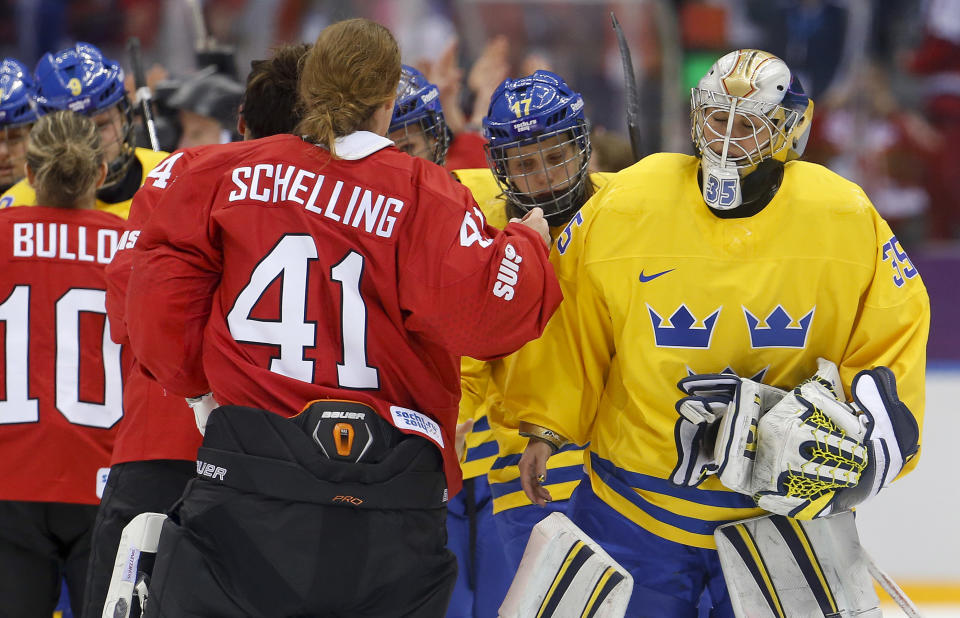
{"left": 226, "top": 235, "right": 380, "bottom": 389}
{"left": 0, "top": 285, "right": 123, "bottom": 428}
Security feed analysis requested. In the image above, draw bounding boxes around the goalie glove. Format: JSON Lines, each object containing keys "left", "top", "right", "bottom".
{"left": 671, "top": 373, "right": 787, "bottom": 488}
{"left": 751, "top": 360, "right": 919, "bottom": 519}
{"left": 670, "top": 374, "right": 741, "bottom": 487}
{"left": 186, "top": 392, "right": 219, "bottom": 435}
{"left": 713, "top": 379, "right": 787, "bottom": 495}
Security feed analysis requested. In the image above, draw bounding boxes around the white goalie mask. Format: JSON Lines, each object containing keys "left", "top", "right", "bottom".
{"left": 691, "top": 49, "right": 814, "bottom": 210}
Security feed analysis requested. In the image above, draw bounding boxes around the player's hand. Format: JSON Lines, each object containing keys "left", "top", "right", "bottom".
{"left": 455, "top": 418, "right": 474, "bottom": 461}
{"left": 511, "top": 207, "right": 551, "bottom": 247}
{"left": 519, "top": 438, "right": 554, "bottom": 506}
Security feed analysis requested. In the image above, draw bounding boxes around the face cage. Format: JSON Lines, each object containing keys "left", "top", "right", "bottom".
{"left": 100, "top": 97, "right": 137, "bottom": 188}
{"left": 0, "top": 122, "right": 32, "bottom": 153}
{"left": 391, "top": 114, "right": 449, "bottom": 166}
{"left": 691, "top": 89, "right": 800, "bottom": 171}
{"left": 487, "top": 126, "right": 591, "bottom": 226}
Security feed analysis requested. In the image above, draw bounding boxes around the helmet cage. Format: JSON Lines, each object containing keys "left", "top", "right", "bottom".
{"left": 389, "top": 65, "right": 449, "bottom": 165}
{"left": 484, "top": 120, "right": 591, "bottom": 226}
{"left": 389, "top": 112, "right": 450, "bottom": 166}
{"left": 99, "top": 96, "right": 136, "bottom": 188}
{"left": 691, "top": 88, "right": 802, "bottom": 172}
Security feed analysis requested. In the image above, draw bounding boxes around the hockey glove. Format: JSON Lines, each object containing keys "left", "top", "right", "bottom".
{"left": 752, "top": 361, "right": 919, "bottom": 519}
{"left": 713, "top": 379, "right": 787, "bottom": 495}
{"left": 186, "top": 392, "right": 219, "bottom": 435}
{"left": 752, "top": 359, "right": 864, "bottom": 519}
{"left": 670, "top": 374, "right": 741, "bottom": 487}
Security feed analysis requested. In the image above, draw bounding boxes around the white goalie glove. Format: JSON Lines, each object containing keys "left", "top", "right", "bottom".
{"left": 185, "top": 392, "right": 219, "bottom": 435}
{"left": 752, "top": 360, "right": 920, "bottom": 519}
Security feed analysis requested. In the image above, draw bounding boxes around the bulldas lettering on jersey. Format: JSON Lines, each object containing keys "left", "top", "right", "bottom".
{"left": 493, "top": 242, "right": 523, "bottom": 301}
{"left": 196, "top": 460, "right": 227, "bottom": 481}
{"left": 320, "top": 410, "right": 366, "bottom": 420}
{"left": 12, "top": 222, "right": 119, "bottom": 264}
{"left": 227, "top": 163, "right": 405, "bottom": 239}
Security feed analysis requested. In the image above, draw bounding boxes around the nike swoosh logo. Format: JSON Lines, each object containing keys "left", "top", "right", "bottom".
{"left": 638, "top": 268, "right": 675, "bottom": 282}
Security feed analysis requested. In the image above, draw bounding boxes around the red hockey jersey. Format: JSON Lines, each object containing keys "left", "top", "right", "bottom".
{"left": 126, "top": 132, "right": 562, "bottom": 493}
{"left": 105, "top": 147, "right": 218, "bottom": 464}
{"left": 0, "top": 206, "right": 127, "bottom": 504}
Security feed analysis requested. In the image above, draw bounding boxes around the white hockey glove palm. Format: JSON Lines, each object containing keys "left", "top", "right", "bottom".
{"left": 186, "top": 392, "right": 219, "bottom": 435}
{"left": 752, "top": 362, "right": 919, "bottom": 519}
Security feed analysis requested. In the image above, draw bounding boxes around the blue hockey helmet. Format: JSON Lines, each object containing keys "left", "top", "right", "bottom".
{"left": 34, "top": 42, "right": 135, "bottom": 187}
{"left": 388, "top": 65, "right": 449, "bottom": 165}
{"left": 482, "top": 70, "right": 591, "bottom": 226}
{"left": 0, "top": 58, "right": 39, "bottom": 128}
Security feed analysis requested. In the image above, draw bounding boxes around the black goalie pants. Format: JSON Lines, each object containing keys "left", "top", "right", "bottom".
{"left": 142, "top": 405, "right": 456, "bottom": 618}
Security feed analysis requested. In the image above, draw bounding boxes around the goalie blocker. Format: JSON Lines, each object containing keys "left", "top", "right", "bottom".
{"left": 140, "top": 403, "right": 457, "bottom": 617}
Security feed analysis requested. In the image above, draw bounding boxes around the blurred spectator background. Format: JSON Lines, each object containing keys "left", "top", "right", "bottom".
{"left": 0, "top": 0, "right": 953, "bottom": 246}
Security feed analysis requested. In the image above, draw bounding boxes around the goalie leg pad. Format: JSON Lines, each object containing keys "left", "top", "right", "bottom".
{"left": 498, "top": 512, "right": 633, "bottom": 618}
{"left": 101, "top": 512, "right": 167, "bottom": 618}
{"left": 714, "top": 511, "right": 881, "bottom": 618}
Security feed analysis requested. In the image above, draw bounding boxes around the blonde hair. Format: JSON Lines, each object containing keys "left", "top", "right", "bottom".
{"left": 26, "top": 111, "right": 104, "bottom": 208}
{"left": 297, "top": 18, "right": 401, "bottom": 158}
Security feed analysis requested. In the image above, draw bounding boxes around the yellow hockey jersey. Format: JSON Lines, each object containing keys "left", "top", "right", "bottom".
{"left": 502, "top": 153, "right": 930, "bottom": 548}
{"left": 459, "top": 170, "right": 613, "bottom": 510}
{"left": 0, "top": 147, "right": 169, "bottom": 219}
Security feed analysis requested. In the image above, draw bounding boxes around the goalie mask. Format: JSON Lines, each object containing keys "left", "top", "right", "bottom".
{"left": 482, "top": 70, "right": 591, "bottom": 227}
{"left": 34, "top": 42, "right": 136, "bottom": 189}
{"left": 691, "top": 49, "right": 813, "bottom": 211}
{"left": 388, "top": 65, "right": 449, "bottom": 166}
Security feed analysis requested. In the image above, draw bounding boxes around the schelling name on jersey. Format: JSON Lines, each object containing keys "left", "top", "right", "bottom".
{"left": 227, "top": 163, "right": 405, "bottom": 239}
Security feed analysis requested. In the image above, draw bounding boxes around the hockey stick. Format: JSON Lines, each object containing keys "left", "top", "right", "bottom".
{"left": 863, "top": 549, "right": 924, "bottom": 618}
{"left": 610, "top": 12, "right": 643, "bottom": 162}
{"left": 126, "top": 37, "right": 159, "bottom": 152}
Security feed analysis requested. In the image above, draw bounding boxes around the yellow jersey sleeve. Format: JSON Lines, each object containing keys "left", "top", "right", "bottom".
{"left": 838, "top": 208, "right": 929, "bottom": 476}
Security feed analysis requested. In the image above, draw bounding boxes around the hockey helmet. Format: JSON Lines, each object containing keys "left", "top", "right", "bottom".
{"left": 482, "top": 70, "right": 591, "bottom": 226}
{"left": 0, "top": 58, "right": 38, "bottom": 128}
{"left": 388, "top": 65, "right": 449, "bottom": 165}
{"left": 691, "top": 49, "right": 813, "bottom": 210}
{"left": 34, "top": 42, "right": 135, "bottom": 187}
